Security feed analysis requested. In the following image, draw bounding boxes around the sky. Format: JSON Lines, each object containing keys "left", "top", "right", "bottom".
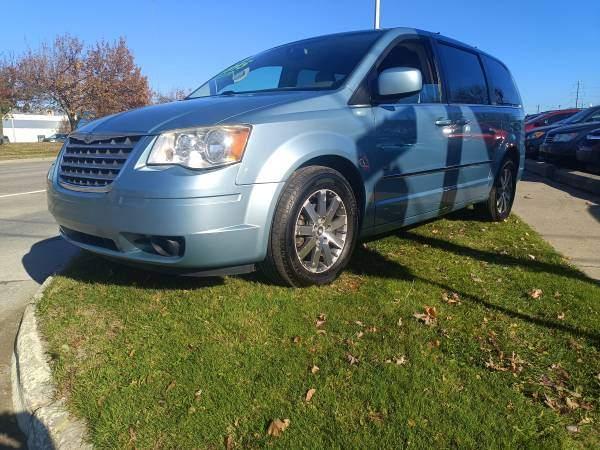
{"left": 2, "top": 0, "right": 600, "bottom": 113}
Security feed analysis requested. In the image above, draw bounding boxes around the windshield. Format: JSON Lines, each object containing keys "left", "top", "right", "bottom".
{"left": 188, "top": 31, "right": 383, "bottom": 98}
{"left": 561, "top": 108, "right": 595, "bottom": 125}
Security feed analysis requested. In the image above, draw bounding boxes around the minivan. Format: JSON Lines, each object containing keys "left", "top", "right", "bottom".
{"left": 47, "top": 28, "right": 524, "bottom": 286}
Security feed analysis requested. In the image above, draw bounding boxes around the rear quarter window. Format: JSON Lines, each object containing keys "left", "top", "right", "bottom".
{"left": 482, "top": 55, "right": 521, "bottom": 107}
{"left": 437, "top": 43, "right": 489, "bottom": 105}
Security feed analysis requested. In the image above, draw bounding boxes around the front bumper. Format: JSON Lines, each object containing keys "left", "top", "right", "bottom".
{"left": 47, "top": 166, "right": 284, "bottom": 270}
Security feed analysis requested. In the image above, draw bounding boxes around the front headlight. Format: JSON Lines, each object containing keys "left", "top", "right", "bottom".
{"left": 147, "top": 125, "right": 251, "bottom": 169}
{"left": 553, "top": 132, "right": 578, "bottom": 142}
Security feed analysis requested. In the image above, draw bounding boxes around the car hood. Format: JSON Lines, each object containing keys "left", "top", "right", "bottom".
{"left": 547, "top": 121, "right": 600, "bottom": 135}
{"left": 527, "top": 123, "right": 562, "bottom": 135}
{"left": 75, "top": 91, "right": 324, "bottom": 135}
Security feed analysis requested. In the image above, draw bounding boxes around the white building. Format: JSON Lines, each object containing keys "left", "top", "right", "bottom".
{"left": 2, "top": 113, "right": 68, "bottom": 143}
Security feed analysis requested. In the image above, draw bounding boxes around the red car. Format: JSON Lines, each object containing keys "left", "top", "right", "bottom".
{"left": 525, "top": 109, "right": 580, "bottom": 132}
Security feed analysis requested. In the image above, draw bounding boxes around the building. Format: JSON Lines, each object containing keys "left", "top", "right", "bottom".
{"left": 2, "top": 113, "right": 68, "bottom": 143}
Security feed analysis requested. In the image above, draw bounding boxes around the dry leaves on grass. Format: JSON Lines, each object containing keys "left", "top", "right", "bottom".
{"left": 442, "top": 291, "right": 461, "bottom": 305}
{"left": 267, "top": 419, "right": 290, "bottom": 437}
{"left": 385, "top": 355, "right": 408, "bottom": 366}
{"left": 305, "top": 388, "right": 316, "bottom": 402}
{"left": 485, "top": 351, "right": 524, "bottom": 374}
{"left": 315, "top": 313, "right": 326, "bottom": 328}
{"left": 310, "top": 365, "right": 320, "bottom": 374}
{"left": 529, "top": 288, "right": 543, "bottom": 299}
{"left": 347, "top": 353, "right": 359, "bottom": 365}
{"left": 413, "top": 306, "right": 437, "bottom": 326}
{"left": 537, "top": 364, "right": 593, "bottom": 414}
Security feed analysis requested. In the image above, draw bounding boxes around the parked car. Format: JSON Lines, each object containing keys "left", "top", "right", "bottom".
{"left": 525, "top": 113, "right": 542, "bottom": 122}
{"left": 539, "top": 106, "right": 600, "bottom": 163}
{"left": 524, "top": 108, "right": 580, "bottom": 133}
{"left": 526, "top": 106, "right": 600, "bottom": 159}
{"left": 576, "top": 128, "right": 600, "bottom": 169}
{"left": 47, "top": 28, "right": 524, "bottom": 286}
{"left": 43, "top": 133, "right": 68, "bottom": 143}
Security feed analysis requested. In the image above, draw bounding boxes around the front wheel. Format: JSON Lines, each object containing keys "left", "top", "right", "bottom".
{"left": 481, "top": 159, "right": 516, "bottom": 221}
{"left": 261, "top": 166, "right": 359, "bottom": 287}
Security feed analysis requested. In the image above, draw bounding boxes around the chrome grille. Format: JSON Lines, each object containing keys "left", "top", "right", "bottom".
{"left": 59, "top": 135, "right": 141, "bottom": 191}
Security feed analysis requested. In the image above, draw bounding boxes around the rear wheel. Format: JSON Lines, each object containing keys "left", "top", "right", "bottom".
{"left": 261, "top": 166, "right": 358, "bottom": 286}
{"left": 481, "top": 159, "right": 516, "bottom": 221}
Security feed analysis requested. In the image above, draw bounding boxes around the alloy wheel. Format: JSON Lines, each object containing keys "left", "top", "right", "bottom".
{"left": 496, "top": 166, "right": 513, "bottom": 215}
{"left": 294, "top": 189, "right": 348, "bottom": 273}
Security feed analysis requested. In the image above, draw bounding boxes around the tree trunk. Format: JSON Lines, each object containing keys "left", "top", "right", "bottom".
{"left": 67, "top": 113, "right": 77, "bottom": 132}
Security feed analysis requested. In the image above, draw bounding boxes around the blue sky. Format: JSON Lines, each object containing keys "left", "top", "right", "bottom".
{"left": 3, "top": 0, "right": 599, "bottom": 113}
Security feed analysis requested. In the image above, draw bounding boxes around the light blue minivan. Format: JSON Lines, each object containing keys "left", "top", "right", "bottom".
{"left": 47, "top": 28, "right": 524, "bottom": 286}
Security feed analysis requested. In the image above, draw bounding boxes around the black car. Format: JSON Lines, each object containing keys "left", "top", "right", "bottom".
{"left": 576, "top": 128, "right": 600, "bottom": 169}
{"left": 537, "top": 107, "right": 600, "bottom": 163}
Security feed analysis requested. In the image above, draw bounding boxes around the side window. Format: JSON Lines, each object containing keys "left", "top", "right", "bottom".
{"left": 482, "top": 56, "right": 521, "bottom": 106}
{"left": 375, "top": 39, "right": 441, "bottom": 104}
{"left": 586, "top": 112, "right": 600, "bottom": 123}
{"left": 437, "top": 43, "right": 489, "bottom": 105}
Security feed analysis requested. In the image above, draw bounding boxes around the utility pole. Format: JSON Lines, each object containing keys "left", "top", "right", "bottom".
{"left": 374, "top": 0, "right": 381, "bottom": 29}
{"left": 536, "top": 104, "right": 540, "bottom": 113}
{"left": 575, "top": 80, "right": 581, "bottom": 108}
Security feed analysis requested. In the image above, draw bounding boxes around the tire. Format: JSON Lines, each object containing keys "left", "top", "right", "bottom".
{"left": 481, "top": 159, "right": 516, "bottom": 222}
{"left": 261, "top": 165, "right": 359, "bottom": 287}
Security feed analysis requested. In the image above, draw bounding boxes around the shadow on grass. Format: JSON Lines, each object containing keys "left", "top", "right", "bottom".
{"left": 348, "top": 245, "right": 600, "bottom": 349}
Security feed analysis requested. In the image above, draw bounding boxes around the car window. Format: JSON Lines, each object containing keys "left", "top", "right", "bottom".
{"left": 189, "top": 31, "right": 384, "bottom": 97}
{"left": 546, "top": 113, "right": 573, "bottom": 125}
{"left": 586, "top": 111, "right": 600, "bottom": 122}
{"left": 482, "top": 56, "right": 521, "bottom": 106}
{"left": 437, "top": 43, "right": 489, "bottom": 105}
{"left": 375, "top": 38, "right": 441, "bottom": 104}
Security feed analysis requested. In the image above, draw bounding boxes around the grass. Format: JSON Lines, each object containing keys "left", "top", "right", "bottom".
{"left": 37, "top": 210, "right": 600, "bottom": 449}
{"left": 0, "top": 142, "right": 61, "bottom": 160}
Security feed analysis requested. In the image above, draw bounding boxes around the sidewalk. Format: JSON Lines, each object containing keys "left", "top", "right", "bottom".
{"left": 514, "top": 171, "right": 600, "bottom": 281}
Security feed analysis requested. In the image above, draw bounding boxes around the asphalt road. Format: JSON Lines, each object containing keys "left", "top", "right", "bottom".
{"left": 0, "top": 159, "right": 77, "bottom": 447}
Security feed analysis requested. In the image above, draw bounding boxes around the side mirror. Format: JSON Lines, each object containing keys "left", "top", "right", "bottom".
{"left": 377, "top": 67, "right": 423, "bottom": 97}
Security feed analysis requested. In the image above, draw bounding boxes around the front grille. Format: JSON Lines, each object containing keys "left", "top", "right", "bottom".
{"left": 544, "top": 134, "right": 555, "bottom": 145}
{"left": 59, "top": 135, "right": 141, "bottom": 191}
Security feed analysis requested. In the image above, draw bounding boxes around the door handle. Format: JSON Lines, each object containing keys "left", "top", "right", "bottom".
{"left": 435, "top": 118, "right": 453, "bottom": 127}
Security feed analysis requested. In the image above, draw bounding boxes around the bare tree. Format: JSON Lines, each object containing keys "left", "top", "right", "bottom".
{"left": 14, "top": 35, "right": 150, "bottom": 131}
{"left": 152, "top": 88, "right": 190, "bottom": 104}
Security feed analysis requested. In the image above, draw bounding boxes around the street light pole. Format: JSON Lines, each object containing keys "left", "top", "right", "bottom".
{"left": 374, "top": 0, "right": 381, "bottom": 29}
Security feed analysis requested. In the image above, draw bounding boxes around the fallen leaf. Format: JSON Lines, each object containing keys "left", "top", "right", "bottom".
{"left": 557, "top": 312, "right": 565, "bottom": 320}
{"left": 407, "top": 419, "right": 416, "bottom": 428}
{"left": 356, "top": 331, "right": 364, "bottom": 339}
{"left": 225, "top": 435, "right": 234, "bottom": 450}
{"left": 413, "top": 306, "right": 437, "bottom": 326}
{"left": 267, "top": 419, "right": 290, "bottom": 437}
{"left": 165, "top": 380, "right": 176, "bottom": 392}
{"left": 347, "top": 354, "right": 359, "bottom": 365}
{"left": 470, "top": 273, "right": 483, "bottom": 283}
{"left": 529, "top": 288, "right": 543, "bottom": 299}
{"left": 355, "top": 321, "right": 364, "bottom": 327}
{"left": 315, "top": 313, "right": 326, "bottom": 328}
{"left": 397, "top": 318, "right": 403, "bottom": 327}
{"left": 194, "top": 389, "right": 202, "bottom": 401}
{"left": 566, "top": 425, "right": 579, "bottom": 433}
{"left": 305, "top": 388, "right": 316, "bottom": 402}
{"left": 442, "top": 291, "right": 461, "bottom": 305}
{"left": 528, "top": 254, "right": 536, "bottom": 260}
{"left": 386, "top": 355, "right": 408, "bottom": 365}
{"left": 310, "top": 365, "right": 320, "bottom": 374}
{"left": 292, "top": 336, "right": 301, "bottom": 344}
{"left": 428, "top": 339, "right": 441, "bottom": 349}
{"left": 368, "top": 411, "right": 384, "bottom": 423}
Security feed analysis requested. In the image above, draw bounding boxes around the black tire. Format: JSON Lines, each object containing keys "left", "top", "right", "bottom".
{"left": 481, "top": 159, "right": 516, "bottom": 222}
{"left": 260, "top": 166, "right": 359, "bottom": 287}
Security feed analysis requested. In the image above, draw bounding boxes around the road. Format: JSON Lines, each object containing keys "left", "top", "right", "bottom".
{"left": 0, "top": 159, "right": 77, "bottom": 447}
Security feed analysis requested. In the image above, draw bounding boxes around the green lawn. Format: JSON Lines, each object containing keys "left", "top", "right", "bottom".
{"left": 37, "top": 210, "right": 600, "bottom": 449}
{"left": 0, "top": 142, "right": 61, "bottom": 161}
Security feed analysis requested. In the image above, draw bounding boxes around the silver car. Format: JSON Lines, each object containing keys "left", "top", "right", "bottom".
{"left": 48, "top": 28, "right": 524, "bottom": 286}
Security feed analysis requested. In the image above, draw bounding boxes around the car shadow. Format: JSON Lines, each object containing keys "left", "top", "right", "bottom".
{"left": 347, "top": 244, "right": 600, "bottom": 349}
{"left": 0, "top": 411, "right": 54, "bottom": 450}
{"left": 21, "top": 236, "right": 80, "bottom": 284}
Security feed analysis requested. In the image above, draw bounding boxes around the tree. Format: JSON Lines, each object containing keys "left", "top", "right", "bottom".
{"left": 0, "top": 60, "right": 17, "bottom": 137}
{"left": 152, "top": 88, "right": 190, "bottom": 104}
{"left": 14, "top": 35, "right": 150, "bottom": 131}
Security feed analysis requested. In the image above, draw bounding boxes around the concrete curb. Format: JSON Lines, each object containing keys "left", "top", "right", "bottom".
{"left": 525, "top": 160, "right": 600, "bottom": 195}
{"left": 11, "top": 276, "right": 91, "bottom": 450}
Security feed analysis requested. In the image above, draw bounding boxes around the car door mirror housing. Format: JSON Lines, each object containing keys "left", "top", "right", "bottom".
{"left": 377, "top": 67, "right": 423, "bottom": 97}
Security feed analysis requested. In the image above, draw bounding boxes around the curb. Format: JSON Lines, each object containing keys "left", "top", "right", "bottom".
{"left": 11, "top": 276, "right": 91, "bottom": 450}
{"left": 525, "top": 160, "right": 600, "bottom": 196}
